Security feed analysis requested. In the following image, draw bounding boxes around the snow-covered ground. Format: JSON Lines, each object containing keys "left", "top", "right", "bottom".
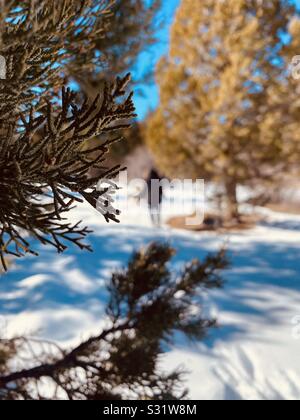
{"left": 1, "top": 188, "right": 300, "bottom": 400}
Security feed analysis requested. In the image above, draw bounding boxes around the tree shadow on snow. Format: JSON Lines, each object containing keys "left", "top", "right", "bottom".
{"left": 1, "top": 223, "right": 300, "bottom": 348}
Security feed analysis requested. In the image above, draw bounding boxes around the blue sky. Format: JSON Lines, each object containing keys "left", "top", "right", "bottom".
{"left": 133, "top": 0, "right": 180, "bottom": 120}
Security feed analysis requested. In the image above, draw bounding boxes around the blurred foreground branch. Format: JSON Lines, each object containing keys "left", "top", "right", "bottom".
{"left": 0, "top": 243, "right": 228, "bottom": 400}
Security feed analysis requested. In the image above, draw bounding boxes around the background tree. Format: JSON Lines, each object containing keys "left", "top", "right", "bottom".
{"left": 0, "top": 243, "right": 228, "bottom": 400}
{"left": 109, "top": 122, "right": 143, "bottom": 162}
{"left": 145, "top": 0, "right": 300, "bottom": 220}
{"left": 74, "top": 0, "right": 162, "bottom": 165}
{"left": 73, "top": 0, "right": 162, "bottom": 96}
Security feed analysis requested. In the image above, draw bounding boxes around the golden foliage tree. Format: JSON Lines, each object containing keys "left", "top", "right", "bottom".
{"left": 145, "top": 0, "right": 300, "bottom": 220}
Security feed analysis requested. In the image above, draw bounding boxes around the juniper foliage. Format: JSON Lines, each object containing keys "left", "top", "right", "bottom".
{"left": 0, "top": 243, "right": 228, "bottom": 400}
{"left": 0, "top": 1, "right": 136, "bottom": 270}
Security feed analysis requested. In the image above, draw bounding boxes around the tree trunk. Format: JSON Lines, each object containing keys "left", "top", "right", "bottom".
{"left": 224, "top": 181, "right": 239, "bottom": 222}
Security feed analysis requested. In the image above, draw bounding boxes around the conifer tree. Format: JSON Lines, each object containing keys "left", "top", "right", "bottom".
{"left": 74, "top": 0, "right": 161, "bottom": 97}
{"left": 0, "top": 1, "right": 229, "bottom": 400}
{"left": 145, "top": 0, "right": 300, "bottom": 220}
{"left": 0, "top": 0, "right": 136, "bottom": 270}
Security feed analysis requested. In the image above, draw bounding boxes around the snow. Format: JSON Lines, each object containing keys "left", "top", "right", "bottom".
{"left": 1, "top": 188, "right": 300, "bottom": 400}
